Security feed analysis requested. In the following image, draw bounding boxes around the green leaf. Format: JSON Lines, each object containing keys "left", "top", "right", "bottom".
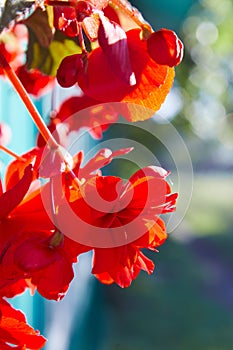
{"left": 27, "top": 29, "right": 82, "bottom": 76}
{"left": 24, "top": 8, "right": 82, "bottom": 76}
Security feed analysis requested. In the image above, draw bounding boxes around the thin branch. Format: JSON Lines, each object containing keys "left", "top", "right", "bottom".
{"left": 0, "top": 51, "right": 59, "bottom": 150}
{"left": 0, "top": 145, "right": 25, "bottom": 161}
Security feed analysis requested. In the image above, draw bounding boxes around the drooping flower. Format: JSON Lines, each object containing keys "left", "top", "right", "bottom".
{"left": 57, "top": 27, "right": 175, "bottom": 112}
{"left": 0, "top": 149, "right": 89, "bottom": 300}
{"left": 1, "top": 228, "right": 89, "bottom": 300}
{"left": 53, "top": 0, "right": 183, "bottom": 114}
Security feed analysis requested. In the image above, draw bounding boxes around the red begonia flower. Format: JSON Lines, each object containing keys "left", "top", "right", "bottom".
{"left": 0, "top": 153, "right": 89, "bottom": 300}
{"left": 103, "top": 4, "right": 120, "bottom": 25}
{"left": 77, "top": 29, "right": 175, "bottom": 113}
{"left": 65, "top": 165, "right": 177, "bottom": 287}
{"left": 0, "top": 204, "right": 89, "bottom": 300}
{"left": 0, "top": 298, "right": 46, "bottom": 349}
{"left": 4, "top": 230, "right": 89, "bottom": 300}
{"left": 147, "top": 28, "right": 184, "bottom": 67}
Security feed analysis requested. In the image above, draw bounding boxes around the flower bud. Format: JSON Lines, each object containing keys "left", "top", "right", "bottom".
{"left": 147, "top": 28, "right": 183, "bottom": 67}
{"left": 56, "top": 53, "right": 86, "bottom": 88}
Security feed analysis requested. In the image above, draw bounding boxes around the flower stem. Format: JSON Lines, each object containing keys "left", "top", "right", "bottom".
{"left": 0, "top": 145, "right": 25, "bottom": 161}
{"left": 0, "top": 51, "right": 59, "bottom": 150}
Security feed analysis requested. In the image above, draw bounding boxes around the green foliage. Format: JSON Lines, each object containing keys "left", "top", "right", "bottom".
{"left": 27, "top": 29, "right": 82, "bottom": 76}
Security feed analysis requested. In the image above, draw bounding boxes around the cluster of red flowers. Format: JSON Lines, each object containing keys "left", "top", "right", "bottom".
{"left": 0, "top": 0, "right": 183, "bottom": 348}
{"left": 0, "top": 146, "right": 177, "bottom": 298}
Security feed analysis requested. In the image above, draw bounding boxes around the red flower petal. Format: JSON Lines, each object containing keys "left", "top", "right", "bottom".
{"left": 39, "top": 144, "right": 73, "bottom": 178}
{"left": 0, "top": 279, "right": 28, "bottom": 299}
{"left": 0, "top": 299, "right": 46, "bottom": 349}
{"left": 0, "top": 165, "right": 33, "bottom": 220}
{"left": 78, "top": 147, "right": 133, "bottom": 178}
{"left": 14, "top": 235, "right": 60, "bottom": 273}
{"left": 98, "top": 15, "right": 136, "bottom": 86}
{"left": 5, "top": 148, "right": 42, "bottom": 191}
{"left": 31, "top": 256, "right": 74, "bottom": 300}
{"left": 0, "top": 299, "right": 25, "bottom": 322}
{"left": 92, "top": 246, "right": 153, "bottom": 288}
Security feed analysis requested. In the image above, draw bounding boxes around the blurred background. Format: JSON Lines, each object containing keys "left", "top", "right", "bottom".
{"left": 1, "top": 0, "right": 233, "bottom": 349}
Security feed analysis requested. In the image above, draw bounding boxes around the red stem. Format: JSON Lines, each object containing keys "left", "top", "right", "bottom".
{"left": 0, "top": 51, "right": 59, "bottom": 149}
{"left": 0, "top": 145, "right": 25, "bottom": 161}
